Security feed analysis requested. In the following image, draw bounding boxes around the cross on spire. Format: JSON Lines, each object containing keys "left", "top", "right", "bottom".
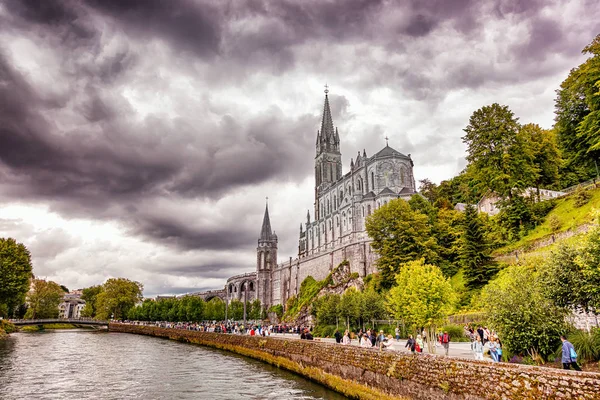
{"left": 324, "top": 83, "right": 329, "bottom": 94}
{"left": 385, "top": 135, "right": 389, "bottom": 146}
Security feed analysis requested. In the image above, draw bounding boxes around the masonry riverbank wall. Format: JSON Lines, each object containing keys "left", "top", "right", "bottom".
{"left": 109, "top": 323, "right": 600, "bottom": 399}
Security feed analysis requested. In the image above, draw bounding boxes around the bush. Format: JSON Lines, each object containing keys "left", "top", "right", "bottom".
{"left": 0, "top": 320, "right": 17, "bottom": 334}
{"left": 548, "top": 215, "right": 561, "bottom": 232}
{"left": 312, "top": 324, "right": 339, "bottom": 338}
{"left": 441, "top": 324, "right": 470, "bottom": 342}
{"left": 568, "top": 329, "right": 600, "bottom": 363}
{"left": 574, "top": 186, "right": 592, "bottom": 207}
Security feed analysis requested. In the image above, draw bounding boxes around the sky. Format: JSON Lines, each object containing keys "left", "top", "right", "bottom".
{"left": 0, "top": 0, "right": 599, "bottom": 297}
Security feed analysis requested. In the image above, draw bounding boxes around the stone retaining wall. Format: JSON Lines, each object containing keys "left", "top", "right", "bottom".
{"left": 109, "top": 323, "right": 600, "bottom": 400}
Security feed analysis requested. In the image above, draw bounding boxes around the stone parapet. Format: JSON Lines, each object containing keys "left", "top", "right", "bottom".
{"left": 109, "top": 323, "right": 600, "bottom": 399}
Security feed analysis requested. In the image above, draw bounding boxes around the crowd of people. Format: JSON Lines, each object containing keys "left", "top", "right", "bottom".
{"left": 117, "top": 320, "right": 582, "bottom": 370}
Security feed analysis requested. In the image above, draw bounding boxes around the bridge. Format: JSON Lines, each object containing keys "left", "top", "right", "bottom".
{"left": 10, "top": 318, "right": 109, "bottom": 327}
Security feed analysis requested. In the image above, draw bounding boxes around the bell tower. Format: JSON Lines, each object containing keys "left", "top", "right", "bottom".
{"left": 256, "top": 200, "right": 277, "bottom": 308}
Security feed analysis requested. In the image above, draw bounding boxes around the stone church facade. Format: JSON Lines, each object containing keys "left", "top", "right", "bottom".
{"left": 217, "top": 91, "right": 416, "bottom": 311}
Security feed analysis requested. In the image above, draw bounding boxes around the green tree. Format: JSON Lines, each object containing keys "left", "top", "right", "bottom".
{"left": 360, "top": 288, "right": 386, "bottom": 329}
{"left": 0, "top": 238, "right": 33, "bottom": 318}
{"left": 555, "top": 34, "right": 600, "bottom": 186}
{"left": 80, "top": 285, "right": 103, "bottom": 318}
{"left": 249, "top": 299, "right": 262, "bottom": 320}
{"left": 459, "top": 204, "right": 497, "bottom": 289}
{"left": 314, "top": 293, "right": 340, "bottom": 326}
{"left": 95, "top": 278, "right": 143, "bottom": 320}
{"left": 432, "top": 208, "right": 463, "bottom": 277}
{"left": 338, "top": 288, "right": 361, "bottom": 330}
{"left": 418, "top": 178, "right": 438, "bottom": 203}
{"left": 539, "top": 244, "right": 591, "bottom": 312}
{"left": 386, "top": 259, "right": 456, "bottom": 353}
{"left": 481, "top": 263, "right": 569, "bottom": 361}
{"left": 576, "top": 222, "right": 600, "bottom": 312}
{"left": 24, "top": 279, "right": 64, "bottom": 319}
{"left": 204, "top": 298, "right": 225, "bottom": 321}
{"left": 519, "top": 124, "right": 561, "bottom": 197}
{"left": 462, "top": 103, "right": 537, "bottom": 200}
{"left": 366, "top": 199, "right": 437, "bottom": 289}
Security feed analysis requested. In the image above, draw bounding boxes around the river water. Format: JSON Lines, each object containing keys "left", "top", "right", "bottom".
{"left": 0, "top": 330, "right": 347, "bottom": 399}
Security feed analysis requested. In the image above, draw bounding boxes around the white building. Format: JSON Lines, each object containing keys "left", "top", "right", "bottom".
{"left": 58, "top": 293, "right": 86, "bottom": 319}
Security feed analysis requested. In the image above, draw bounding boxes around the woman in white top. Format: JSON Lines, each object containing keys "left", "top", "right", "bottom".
{"left": 342, "top": 330, "right": 351, "bottom": 345}
{"left": 360, "top": 334, "right": 372, "bottom": 348}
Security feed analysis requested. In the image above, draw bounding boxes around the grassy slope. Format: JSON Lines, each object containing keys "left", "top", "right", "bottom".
{"left": 493, "top": 187, "right": 600, "bottom": 256}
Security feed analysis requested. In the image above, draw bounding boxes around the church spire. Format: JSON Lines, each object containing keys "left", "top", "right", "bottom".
{"left": 320, "top": 90, "right": 335, "bottom": 150}
{"left": 260, "top": 200, "right": 273, "bottom": 241}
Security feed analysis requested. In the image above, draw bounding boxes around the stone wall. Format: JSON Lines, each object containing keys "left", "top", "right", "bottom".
{"left": 110, "top": 323, "right": 600, "bottom": 400}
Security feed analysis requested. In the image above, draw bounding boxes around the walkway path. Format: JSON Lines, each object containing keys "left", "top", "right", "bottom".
{"left": 269, "top": 333, "right": 478, "bottom": 360}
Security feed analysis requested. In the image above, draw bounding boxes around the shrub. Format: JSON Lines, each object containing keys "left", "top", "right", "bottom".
{"left": 0, "top": 320, "right": 17, "bottom": 334}
{"left": 312, "top": 324, "right": 338, "bottom": 338}
{"left": 568, "top": 329, "right": 600, "bottom": 363}
{"left": 440, "top": 324, "right": 470, "bottom": 342}
{"left": 574, "top": 186, "right": 592, "bottom": 207}
{"left": 548, "top": 215, "right": 561, "bottom": 232}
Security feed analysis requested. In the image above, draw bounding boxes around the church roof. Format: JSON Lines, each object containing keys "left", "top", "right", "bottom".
{"left": 374, "top": 145, "right": 409, "bottom": 159}
{"left": 260, "top": 203, "right": 273, "bottom": 241}
{"left": 377, "top": 187, "right": 396, "bottom": 196}
{"left": 399, "top": 187, "right": 415, "bottom": 194}
{"left": 363, "top": 191, "right": 376, "bottom": 199}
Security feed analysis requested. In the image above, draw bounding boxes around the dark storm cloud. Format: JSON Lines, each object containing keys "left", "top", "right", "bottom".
{"left": 85, "top": 0, "right": 221, "bottom": 58}
{"left": 155, "top": 263, "right": 246, "bottom": 279}
{"left": 131, "top": 214, "right": 255, "bottom": 251}
{"left": 0, "top": 0, "right": 597, "bottom": 263}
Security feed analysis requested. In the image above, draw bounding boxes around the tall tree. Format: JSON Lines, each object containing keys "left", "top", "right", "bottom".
{"left": 555, "top": 34, "right": 600, "bottom": 186}
{"left": 81, "top": 285, "right": 103, "bottom": 318}
{"left": 459, "top": 204, "right": 496, "bottom": 289}
{"left": 386, "top": 259, "right": 456, "bottom": 353}
{"left": 0, "top": 238, "right": 33, "bottom": 318}
{"left": 95, "top": 278, "right": 143, "bottom": 320}
{"left": 462, "top": 103, "right": 537, "bottom": 200}
{"left": 338, "top": 288, "right": 361, "bottom": 330}
{"left": 418, "top": 179, "right": 438, "bottom": 203}
{"left": 366, "top": 199, "right": 437, "bottom": 289}
{"left": 519, "top": 124, "right": 561, "bottom": 197}
{"left": 25, "top": 279, "right": 64, "bottom": 319}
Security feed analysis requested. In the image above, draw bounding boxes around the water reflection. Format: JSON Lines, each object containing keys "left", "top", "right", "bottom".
{"left": 0, "top": 330, "right": 347, "bottom": 399}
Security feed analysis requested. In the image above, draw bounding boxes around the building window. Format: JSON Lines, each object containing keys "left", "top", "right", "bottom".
{"left": 368, "top": 205, "right": 371, "bottom": 215}
{"left": 371, "top": 172, "right": 375, "bottom": 190}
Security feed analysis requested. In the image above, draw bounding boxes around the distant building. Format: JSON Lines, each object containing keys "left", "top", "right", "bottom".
{"left": 454, "top": 203, "right": 471, "bottom": 212}
{"left": 477, "top": 187, "right": 566, "bottom": 216}
{"left": 58, "top": 292, "right": 86, "bottom": 319}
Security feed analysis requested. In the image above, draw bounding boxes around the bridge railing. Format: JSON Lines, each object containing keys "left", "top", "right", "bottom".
{"left": 9, "top": 318, "right": 109, "bottom": 325}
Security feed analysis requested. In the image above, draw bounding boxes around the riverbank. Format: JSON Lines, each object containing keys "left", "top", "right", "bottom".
{"left": 19, "top": 323, "right": 92, "bottom": 332}
{"left": 110, "top": 323, "right": 600, "bottom": 399}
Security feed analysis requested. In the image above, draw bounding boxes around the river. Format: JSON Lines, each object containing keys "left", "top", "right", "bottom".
{"left": 0, "top": 330, "right": 347, "bottom": 399}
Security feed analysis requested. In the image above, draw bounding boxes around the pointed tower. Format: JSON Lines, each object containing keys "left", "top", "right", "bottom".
{"left": 314, "top": 86, "right": 342, "bottom": 220}
{"left": 257, "top": 201, "right": 277, "bottom": 309}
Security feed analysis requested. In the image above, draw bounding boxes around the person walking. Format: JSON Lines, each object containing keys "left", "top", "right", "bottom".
{"left": 342, "top": 330, "right": 351, "bottom": 345}
{"left": 405, "top": 334, "right": 416, "bottom": 354}
{"left": 415, "top": 334, "right": 424, "bottom": 353}
{"left": 561, "top": 335, "right": 581, "bottom": 371}
{"left": 440, "top": 330, "right": 450, "bottom": 356}
{"left": 334, "top": 329, "right": 342, "bottom": 344}
{"left": 471, "top": 335, "right": 484, "bottom": 361}
{"left": 395, "top": 326, "right": 400, "bottom": 341}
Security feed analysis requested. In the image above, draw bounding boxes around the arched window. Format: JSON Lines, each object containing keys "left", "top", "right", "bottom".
{"left": 400, "top": 166, "right": 406, "bottom": 185}
{"left": 368, "top": 205, "right": 372, "bottom": 215}
{"left": 371, "top": 172, "right": 375, "bottom": 190}
{"left": 336, "top": 216, "right": 339, "bottom": 227}
{"left": 362, "top": 206, "right": 365, "bottom": 217}
{"left": 334, "top": 195, "right": 337, "bottom": 210}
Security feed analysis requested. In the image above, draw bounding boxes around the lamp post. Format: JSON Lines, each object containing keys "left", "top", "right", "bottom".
{"left": 243, "top": 282, "right": 247, "bottom": 327}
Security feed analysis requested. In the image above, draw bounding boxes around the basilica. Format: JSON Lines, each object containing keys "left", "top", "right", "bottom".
{"left": 211, "top": 90, "right": 416, "bottom": 311}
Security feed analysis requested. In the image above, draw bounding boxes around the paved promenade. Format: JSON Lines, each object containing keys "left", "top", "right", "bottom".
{"left": 269, "top": 333, "right": 478, "bottom": 360}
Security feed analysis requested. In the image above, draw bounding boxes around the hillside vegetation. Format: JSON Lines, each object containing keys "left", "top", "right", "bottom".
{"left": 494, "top": 186, "right": 600, "bottom": 256}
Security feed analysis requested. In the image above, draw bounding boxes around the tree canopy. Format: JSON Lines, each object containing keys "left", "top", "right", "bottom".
{"left": 0, "top": 238, "right": 33, "bottom": 318}
{"left": 555, "top": 34, "right": 600, "bottom": 186}
{"left": 386, "top": 259, "right": 456, "bottom": 353}
{"left": 25, "top": 279, "right": 64, "bottom": 319}
{"left": 96, "top": 278, "right": 143, "bottom": 320}
{"left": 462, "top": 103, "right": 537, "bottom": 200}
{"left": 366, "top": 199, "right": 437, "bottom": 288}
